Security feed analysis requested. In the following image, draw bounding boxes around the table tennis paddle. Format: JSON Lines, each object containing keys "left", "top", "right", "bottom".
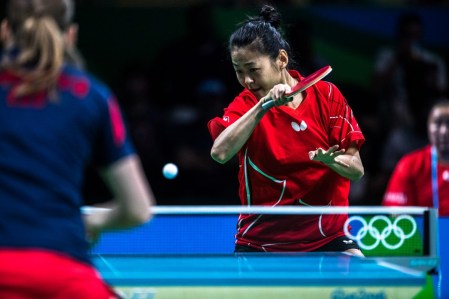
{"left": 262, "top": 65, "right": 332, "bottom": 110}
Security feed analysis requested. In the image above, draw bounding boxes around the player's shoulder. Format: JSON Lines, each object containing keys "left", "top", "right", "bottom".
{"left": 311, "top": 80, "right": 345, "bottom": 107}
{"left": 60, "top": 65, "right": 113, "bottom": 100}
{"left": 398, "top": 146, "right": 431, "bottom": 166}
{"left": 404, "top": 146, "right": 429, "bottom": 158}
{"left": 314, "top": 80, "right": 341, "bottom": 95}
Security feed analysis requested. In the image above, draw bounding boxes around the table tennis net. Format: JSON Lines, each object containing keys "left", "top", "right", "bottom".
{"left": 84, "top": 206, "right": 437, "bottom": 258}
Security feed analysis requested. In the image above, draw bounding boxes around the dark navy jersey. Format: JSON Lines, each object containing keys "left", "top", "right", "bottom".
{"left": 0, "top": 64, "right": 134, "bottom": 264}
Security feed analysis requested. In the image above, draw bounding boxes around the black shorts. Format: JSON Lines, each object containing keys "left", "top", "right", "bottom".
{"left": 234, "top": 236, "right": 360, "bottom": 253}
{"left": 312, "top": 236, "right": 361, "bottom": 252}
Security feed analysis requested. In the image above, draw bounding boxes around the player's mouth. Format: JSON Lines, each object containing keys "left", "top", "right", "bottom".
{"left": 436, "top": 140, "right": 449, "bottom": 151}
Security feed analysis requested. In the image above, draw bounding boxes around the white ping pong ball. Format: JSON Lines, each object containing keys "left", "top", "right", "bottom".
{"left": 162, "top": 163, "right": 178, "bottom": 179}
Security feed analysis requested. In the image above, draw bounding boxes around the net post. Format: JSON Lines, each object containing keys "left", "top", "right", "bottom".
{"left": 427, "top": 208, "right": 438, "bottom": 258}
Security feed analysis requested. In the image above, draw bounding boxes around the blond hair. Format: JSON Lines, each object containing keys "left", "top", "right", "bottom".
{"left": 2, "top": 0, "right": 74, "bottom": 98}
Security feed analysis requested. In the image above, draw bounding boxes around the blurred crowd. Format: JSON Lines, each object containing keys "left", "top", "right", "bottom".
{"left": 75, "top": 0, "right": 449, "bottom": 7}
{"left": 70, "top": 3, "right": 448, "bottom": 206}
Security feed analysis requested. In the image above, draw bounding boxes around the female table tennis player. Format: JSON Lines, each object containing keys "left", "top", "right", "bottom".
{"left": 383, "top": 99, "right": 449, "bottom": 216}
{"left": 0, "top": 0, "right": 155, "bottom": 297}
{"left": 208, "top": 5, "right": 365, "bottom": 255}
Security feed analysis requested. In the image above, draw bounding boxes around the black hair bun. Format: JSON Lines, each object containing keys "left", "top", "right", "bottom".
{"left": 259, "top": 5, "right": 281, "bottom": 29}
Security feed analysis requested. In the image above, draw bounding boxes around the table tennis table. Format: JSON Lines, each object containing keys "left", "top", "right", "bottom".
{"left": 87, "top": 206, "right": 442, "bottom": 298}
{"left": 93, "top": 252, "right": 433, "bottom": 299}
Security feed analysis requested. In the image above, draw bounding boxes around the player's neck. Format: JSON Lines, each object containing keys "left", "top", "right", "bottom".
{"left": 440, "top": 157, "right": 449, "bottom": 166}
{"left": 438, "top": 150, "right": 449, "bottom": 166}
{"left": 281, "top": 70, "right": 303, "bottom": 109}
{"left": 280, "top": 69, "right": 297, "bottom": 87}
{"left": 286, "top": 93, "right": 304, "bottom": 110}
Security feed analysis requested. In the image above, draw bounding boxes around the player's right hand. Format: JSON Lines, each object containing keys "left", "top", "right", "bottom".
{"left": 262, "top": 84, "right": 293, "bottom": 107}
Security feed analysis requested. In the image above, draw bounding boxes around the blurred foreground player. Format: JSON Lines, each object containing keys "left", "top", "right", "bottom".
{"left": 383, "top": 100, "right": 449, "bottom": 216}
{"left": 208, "top": 5, "right": 365, "bottom": 255}
{"left": 0, "top": 0, "right": 155, "bottom": 298}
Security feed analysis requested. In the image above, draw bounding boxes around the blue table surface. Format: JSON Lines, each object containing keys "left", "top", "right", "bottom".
{"left": 89, "top": 214, "right": 447, "bottom": 297}
{"left": 93, "top": 253, "right": 426, "bottom": 287}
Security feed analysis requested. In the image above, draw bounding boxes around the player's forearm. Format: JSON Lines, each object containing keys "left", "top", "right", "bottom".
{"left": 309, "top": 144, "right": 364, "bottom": 181}
{"left": 87, "top": 156, "right": 154, "bottom": 231}
{"left": 211, "top": 101, "right": 267, "bottom": 164}
{"left": 84, "top": 204, "right": 146, "bottom": 231}
{"left": 326, "top": 153, "right": 364, "bottom": 181}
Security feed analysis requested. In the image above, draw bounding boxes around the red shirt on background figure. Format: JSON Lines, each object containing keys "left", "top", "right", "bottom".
{"left": 383, "top": 100, "right": 449, "bottom": 216}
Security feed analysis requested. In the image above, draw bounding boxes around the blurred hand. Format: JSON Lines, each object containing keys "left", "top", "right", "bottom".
{"left": 83, "top": 214, "right": 102, "bottom": 247}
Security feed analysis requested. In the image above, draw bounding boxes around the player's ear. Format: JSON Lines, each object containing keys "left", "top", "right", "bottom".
{"left": 1, "top": 20, "right": 11, "bottom": 45}
{"left": 277, "top": 49, "right": 289, "bottom": 70}
{"left": 65, "top": 23, "right": 78, "bottom": 49}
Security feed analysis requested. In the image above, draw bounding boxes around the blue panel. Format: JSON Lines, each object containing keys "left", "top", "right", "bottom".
{"left": 91, "top": 214, "right": 238, "bottom": 254}
{"left": 308, "top": 6, "right": 449, "bottom": 47}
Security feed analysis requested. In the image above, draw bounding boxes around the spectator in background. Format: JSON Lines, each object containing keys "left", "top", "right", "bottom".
{"left": 383, "top": 99, "right": 449, "bottom": 216}
{"left": 373, "top": 12, "right": 447, "bottom": 172}
{"left": 371, "top": 12, "right": 447, "bottom": 206}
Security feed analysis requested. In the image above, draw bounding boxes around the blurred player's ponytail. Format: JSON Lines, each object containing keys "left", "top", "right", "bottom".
{"left": 2, "top": 0, "right": 77, "bottom": 99}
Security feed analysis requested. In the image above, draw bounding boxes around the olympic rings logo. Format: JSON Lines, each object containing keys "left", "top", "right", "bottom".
{"left": 343, "top": 215, "right": 417, "bottom": 251}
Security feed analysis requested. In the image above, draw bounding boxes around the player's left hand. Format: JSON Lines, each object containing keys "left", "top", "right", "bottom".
{"left": 308, "top": 145, "right": 349, "bottom": 167}
{"left": 83, "top": 214, "right": 102, "bottom": 246}
{"left": 85, "top": 227, "right": 101, "bottom": 246}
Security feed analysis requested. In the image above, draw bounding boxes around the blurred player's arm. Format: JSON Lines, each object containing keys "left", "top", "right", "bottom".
{"left": 83, "top": 155, "right": 154, "bottom": 242}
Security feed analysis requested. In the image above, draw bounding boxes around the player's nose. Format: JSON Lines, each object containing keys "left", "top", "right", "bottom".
{"left": 440, "top": 122, "right": 449, "bottom": 134}
{"left": 244, "top": 76, "right": 254, "bottom": 85}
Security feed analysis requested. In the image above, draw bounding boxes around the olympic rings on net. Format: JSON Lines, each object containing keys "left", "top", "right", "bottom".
{"left": 343, "top": 215, "right": 417, "bottom": 251}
